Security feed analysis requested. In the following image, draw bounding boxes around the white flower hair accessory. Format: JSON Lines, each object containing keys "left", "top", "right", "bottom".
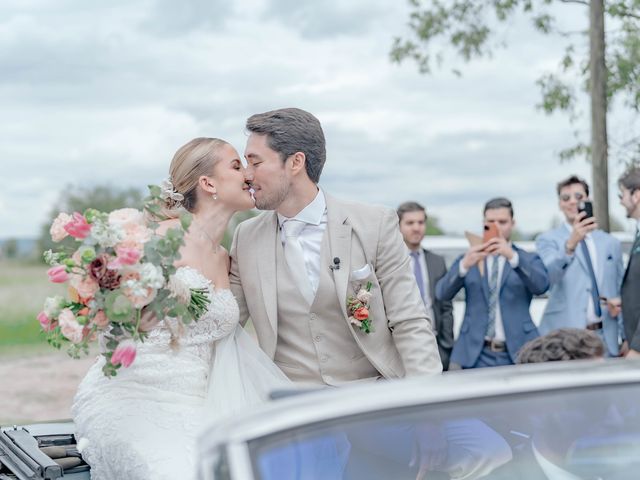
{"left": 160, "top": 178, "right": 184, "bottom": 206}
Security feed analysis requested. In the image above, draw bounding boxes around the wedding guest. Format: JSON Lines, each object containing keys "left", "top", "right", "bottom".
{"left": 516, "top": 328, "right": 605, "bottom": 363}
{"left": 535, "top": 175, "right": 624, "bottom": 357}
{"left": 616, "top": 167, "right": 640, "bottom": 359}
{"left": 436, "top": 197, "right": 549, "bottom": 368}
{"left": 397, "top": 201, "right": 454, "bottom": 370}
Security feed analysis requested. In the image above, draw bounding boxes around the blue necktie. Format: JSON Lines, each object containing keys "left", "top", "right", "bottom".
{"left": 579, "top": 240, "right": 602, "bottom": 318}
{"left": 486, "top": 256, "right": 499, "bottom": 338}
{"left": 411, "top": 251, "right": 426, "bottom": 301}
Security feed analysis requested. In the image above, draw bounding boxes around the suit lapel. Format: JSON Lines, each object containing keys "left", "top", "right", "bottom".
{"left": 592, "top": 231, "right": 606, "bottom": 286}
{"left": 500, "top": 255, "right": 512, "bottom": 291}
{"left": 480, "top": 258, "right": 491, "bottom": 305}
{"left": 624, "top": 234, "right": 640, "bottom": 281}
{"left": 326, "top": 195, "right": 352, "bottom": 319}
{"left": 424, "top": 249, "right": 437, "bottom": 302}
{"left": 256, "top": 213, "right": 279, "bottom": 334}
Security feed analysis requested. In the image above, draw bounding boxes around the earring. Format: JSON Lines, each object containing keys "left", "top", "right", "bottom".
{"left": 212, "top": 193, "right": 218, "bottom": 200}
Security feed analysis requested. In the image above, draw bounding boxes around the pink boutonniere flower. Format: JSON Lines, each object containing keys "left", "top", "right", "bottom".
{"left": 347, "top": 281, "right": 374, "bottom": 334}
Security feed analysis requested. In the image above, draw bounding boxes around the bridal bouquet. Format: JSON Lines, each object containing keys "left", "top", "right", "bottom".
{"left": 38, "top": 185, "right": 209, "bottom": 377}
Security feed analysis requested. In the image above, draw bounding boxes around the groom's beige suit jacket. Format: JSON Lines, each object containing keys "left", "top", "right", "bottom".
{"left": 229, "top": 193, "right": 442, "bottom": 381}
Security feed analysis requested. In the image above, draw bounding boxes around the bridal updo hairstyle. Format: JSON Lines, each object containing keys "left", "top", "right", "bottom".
{"left": 163, "top": 137, "right": 229, "bottom": 218}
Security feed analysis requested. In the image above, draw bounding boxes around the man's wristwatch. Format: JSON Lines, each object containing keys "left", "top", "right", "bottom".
{"left": 565, "top": 241, "right": 576, "bottom": 255}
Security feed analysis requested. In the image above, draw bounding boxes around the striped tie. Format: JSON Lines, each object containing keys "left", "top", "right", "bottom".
{"left": 486, "top": 256, "right": 499, "bottom": 338}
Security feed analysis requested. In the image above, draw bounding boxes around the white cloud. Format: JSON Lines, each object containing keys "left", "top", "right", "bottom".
{"left": 0, "top": 0, "right": 634, "bottom": 240}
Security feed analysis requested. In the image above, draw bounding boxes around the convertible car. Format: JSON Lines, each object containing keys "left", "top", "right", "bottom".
{"left": 2, "top": 359, "right": 640, "bottom": 479}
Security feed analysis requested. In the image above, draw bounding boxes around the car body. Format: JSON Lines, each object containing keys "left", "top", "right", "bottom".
{"left": 198, "top": 359, "right": 640, "bottom": 479}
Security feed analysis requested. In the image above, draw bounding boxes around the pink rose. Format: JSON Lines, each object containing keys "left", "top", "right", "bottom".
{"left": 64, "top": 212, "right": 91, "bottom": 239}
{"left": 47, "top": 265, "right": 69, "bottom": 283}
{"left": 111, "top": 340, "right": 137, "bottom": 368}
{"left": 50, "top": 213, "right": 72, "bottom": 242}
{"left": 125, "top": 287, "right": 157, "bottom": 309}
{"left": 118, "top": 224, "right": 152, "bottom": 250}
{"left": 69, "top": 274, "right": 100, "bottom": 300}
{"left": 113, "top": 246, "right": 142, "bottom": 267}
{"left": 92, "top": 310, "right": 109, "bottom": 329}
{"left": 58, "top": 308, "right": 84, "bottom": 344}
{"left": 353, "top": 306, "right": 369, "bottom": 321}
{"left": 108, "top": 208, "right": 145, "bottom": 227}
{"left": 37, "top": 311, "right": 55, "bottom": 332}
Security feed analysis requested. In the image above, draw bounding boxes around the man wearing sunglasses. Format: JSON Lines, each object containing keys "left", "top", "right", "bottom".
{"left": 536, "top": 175, "right": 624, "bottom": 357}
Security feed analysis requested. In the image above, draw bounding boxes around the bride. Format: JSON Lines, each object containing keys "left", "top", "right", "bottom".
{"left": 72, "top": 138, "right": 291, "bottom": 480}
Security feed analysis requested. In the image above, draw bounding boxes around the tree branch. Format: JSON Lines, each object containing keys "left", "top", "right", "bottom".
{"left": 557, "top": 0, "right": 589, "bottom": 5}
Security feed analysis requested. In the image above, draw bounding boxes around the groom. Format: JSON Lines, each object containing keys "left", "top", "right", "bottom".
{"left": 229, "top": 107, "right": 442, "bottom": 385}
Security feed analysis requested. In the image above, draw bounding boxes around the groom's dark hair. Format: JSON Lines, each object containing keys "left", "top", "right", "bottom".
{"left": 246, "top": 108, "right": 326, "bottom": 183}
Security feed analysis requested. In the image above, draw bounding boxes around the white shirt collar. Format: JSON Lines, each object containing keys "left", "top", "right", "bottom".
{"left": 532, "top": 440, "right": 582, "bottom": 480}
{"left": 277, "top": 188, "right": 326, "bottom": 227}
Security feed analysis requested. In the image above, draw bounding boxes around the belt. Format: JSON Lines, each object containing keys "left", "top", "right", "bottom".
{"left": 586, "top": 321, "right": 603, "bottom": 331}
{"left": 484, "top": 339, "right": 507, "bottom": 352}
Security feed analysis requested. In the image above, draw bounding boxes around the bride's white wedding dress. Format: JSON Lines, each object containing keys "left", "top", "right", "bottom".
{"left": 72, "top": 266, "right": 290, "bottom": 480}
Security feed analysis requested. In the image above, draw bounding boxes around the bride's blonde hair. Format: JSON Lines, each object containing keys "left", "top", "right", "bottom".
{"left": 163, "top": 137, "right": 229, "bottom": 218}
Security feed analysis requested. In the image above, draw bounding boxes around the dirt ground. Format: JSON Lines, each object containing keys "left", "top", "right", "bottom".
{"left": 0, "top": 348, "right": 96, "bottom": 425}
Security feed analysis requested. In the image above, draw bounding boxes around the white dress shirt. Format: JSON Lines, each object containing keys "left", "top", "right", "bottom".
{"left": 564, "top": 223, "right": 601, "bottom": 325}
{"left": 459, "top": 250, "right": 520, "bottom": 343}
{"left": 277, "top": 189, "right": 327, "bottom": 295}
{"left": 409, "top": 249, "right": 436, "bottom": 329}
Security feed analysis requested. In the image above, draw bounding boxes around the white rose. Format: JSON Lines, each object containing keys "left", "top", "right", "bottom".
{"left": 43, "top": 295, "right": 65, "bottom": 317}
{"left": 356, "top": 289, "right": 372, "bottom": 304}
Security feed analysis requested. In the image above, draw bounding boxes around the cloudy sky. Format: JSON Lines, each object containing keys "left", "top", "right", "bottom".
{"left": 1, "top": 0, "right": 637, "bottom": 239}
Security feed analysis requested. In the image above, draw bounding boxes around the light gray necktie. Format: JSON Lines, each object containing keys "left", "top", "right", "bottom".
{"left": 282, "top": 219, "right": 314, "bottom": 304}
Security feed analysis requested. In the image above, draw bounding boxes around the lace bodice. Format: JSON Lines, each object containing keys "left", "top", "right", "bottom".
{"left": 142, "top": 266, "right": 240, "bottom": 362}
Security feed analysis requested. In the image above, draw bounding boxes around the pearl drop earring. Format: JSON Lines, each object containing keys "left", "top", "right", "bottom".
{"left": 212, "top": 193, "right": 218, "bottom": 200}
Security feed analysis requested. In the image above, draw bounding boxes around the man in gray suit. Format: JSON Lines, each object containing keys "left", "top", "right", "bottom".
{"left": 616, "top": 167, "right": 640, "bottom": 359}
{"left": 397, "top": 201, "right": 454, "bottom": 370}
{"left": 230, "top": 108, "right": 442, "bottom": 387}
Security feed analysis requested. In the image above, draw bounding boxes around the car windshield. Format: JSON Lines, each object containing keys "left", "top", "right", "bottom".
{"left": 248, "top": 383, "right": 640, "bottom": 479}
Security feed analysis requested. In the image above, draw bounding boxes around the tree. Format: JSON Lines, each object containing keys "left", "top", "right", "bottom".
{"left": 391, "top": 0, "right": 640, "bottom": 232}
{"left": 38, "top": 185, "right": 144, "bottom": 258}
{"left": 1, "top": 238, "right": 19, "bottom": 259}
{"left": 426, "top": 215, "right": 446, "bottom": 235}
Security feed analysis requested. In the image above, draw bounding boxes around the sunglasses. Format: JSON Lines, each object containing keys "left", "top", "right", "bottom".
{"left": 560, "top": 192, "right": 585, "bottom": 202}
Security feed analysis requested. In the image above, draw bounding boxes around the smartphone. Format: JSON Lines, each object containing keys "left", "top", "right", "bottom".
{"left": 483, "top": 223, "right": 500, "bottom": 243}
{"left": 578, "top": 200, "right": 594, "bottom": 219}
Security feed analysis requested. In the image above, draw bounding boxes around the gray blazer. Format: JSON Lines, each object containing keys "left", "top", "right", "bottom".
{"left": 622, "top": 235, "right": 640, "bottom": 351}
{"left": 423, "top": 249, "right": 454, "bottom": 370}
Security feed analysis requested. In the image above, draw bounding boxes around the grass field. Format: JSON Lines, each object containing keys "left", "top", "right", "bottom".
{"left": 0, "top": 261, "right": 65, "bottom": 353}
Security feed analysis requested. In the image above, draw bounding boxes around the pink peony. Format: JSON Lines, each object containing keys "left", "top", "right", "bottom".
{"left": 47, "top": 265, "right": 69, "bottom": 283}
{"left": 50, "top": 213, "right": 72, "bottom": 242}
{"left": 69, "top": 274, "right": 100, "bottom": 300}
{"left": 114, "top": 246, "right": 142, "bottom": 267}
{"left": 111, "top": 340, "right": 137, "bottom": 368}
{"left": 37, "top": 311, "right": 55, "bottom": 332}
{"left": 126, "top": 287, "right": 157, "bottom": 309}
{"left": 58, "top": 308, "right": 84, "bottom": 344}
{"left": 92, "top": 310, "right": 109, "bottom": 328}
{"left": 64, "top": 212, "right": 91, "bottom": 239}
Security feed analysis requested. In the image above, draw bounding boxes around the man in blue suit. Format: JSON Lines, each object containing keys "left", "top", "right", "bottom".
{"left": 436, "top": 198, "right": 549, "bottom": 368}
{"left": 535, "top": 175, "right": 624, "bottom": 357}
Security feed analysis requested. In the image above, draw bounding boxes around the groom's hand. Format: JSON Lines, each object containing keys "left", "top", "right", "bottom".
{"left": 409, "top": 423, "right": 448, "bottom": 479}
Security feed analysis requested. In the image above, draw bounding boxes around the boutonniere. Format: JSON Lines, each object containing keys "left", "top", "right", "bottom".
{"left": 347, "top": 281, "right": 374, "bottom": 333}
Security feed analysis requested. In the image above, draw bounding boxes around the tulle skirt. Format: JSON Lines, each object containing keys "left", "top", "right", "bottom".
{"left": 72, "top": 326, "right": 290, "bottom": 480}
